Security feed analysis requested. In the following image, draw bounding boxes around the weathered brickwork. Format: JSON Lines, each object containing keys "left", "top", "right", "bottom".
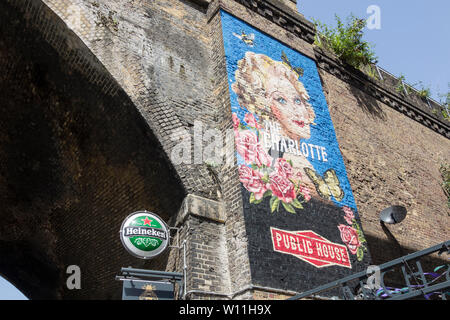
{"left": 206, "top": 4, "right": 254, "bottom": 299}
{"left": 0, "top": 0, "right": 190, "bottom": 300}
{"left": 0, "top": 0, "right": 448, "bottom": 300}
{"left": 321, "top": 70, "right": 450, "bottom": 262}
{"left": 314, "top": 47, "right": 449, "bottom": 139}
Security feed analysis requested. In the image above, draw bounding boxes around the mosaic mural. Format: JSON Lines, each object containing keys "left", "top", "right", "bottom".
{"left": 221, "top": 10, "right": 371, "bottom": 292}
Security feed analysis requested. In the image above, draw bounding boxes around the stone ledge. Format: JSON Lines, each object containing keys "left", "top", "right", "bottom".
{"left": 314, "top": 47, "right": 450, "bottom": 139}
{"left": 186, "top": 0, "right": 210, "bottom": 12}
{"left": 176, "top": 194, "right": 226, "bottom": 226}
{"left": 208, "top": 0, "right": 315, "bottom": 44}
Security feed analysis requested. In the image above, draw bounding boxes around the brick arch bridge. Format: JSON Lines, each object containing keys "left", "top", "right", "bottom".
{"left": 2, "top": 0, "right": 449, "bottom": 301}
{"left": 0, "top": 0, "right": 218, "bottom": 299}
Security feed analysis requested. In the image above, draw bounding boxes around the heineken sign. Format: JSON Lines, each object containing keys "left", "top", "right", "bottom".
{"left": 120, "top": 211, "right": 170, "bottom": 259}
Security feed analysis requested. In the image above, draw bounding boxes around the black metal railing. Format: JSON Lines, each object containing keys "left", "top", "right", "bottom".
{"left": 288, "top": 240, "right": 450, "bottom": 300}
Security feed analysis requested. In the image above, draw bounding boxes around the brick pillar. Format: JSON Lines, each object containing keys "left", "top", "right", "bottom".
{"left": 167, "top": 194, "right": 232, "bottom": 299}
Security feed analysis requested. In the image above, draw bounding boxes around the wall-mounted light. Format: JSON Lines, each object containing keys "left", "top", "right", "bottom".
{"left": 379, "top": 205, "right": 407, "bottom": 256}
{"left": 379, "top": 205, "right": 407, "bottom": 225}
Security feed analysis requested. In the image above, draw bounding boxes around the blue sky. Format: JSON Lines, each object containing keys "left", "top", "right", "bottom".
{"left": 0, "top": 276, "right": 27, "bottom": 300}
{"left": 298, "top": 0, "right": 450, "bottom": 102}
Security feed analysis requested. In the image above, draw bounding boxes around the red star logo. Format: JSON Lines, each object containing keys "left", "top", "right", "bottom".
{"left": 141, "top": 217, "right": 153, "bottom": 226}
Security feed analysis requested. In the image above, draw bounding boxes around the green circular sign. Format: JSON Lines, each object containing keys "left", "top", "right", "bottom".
{"left": 120, "top": 211, "right": 170, "bottom": 259}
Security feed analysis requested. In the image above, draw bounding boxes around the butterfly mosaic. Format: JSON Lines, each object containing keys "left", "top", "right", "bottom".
{"left": 281, "top": 51, "right": 304, "bottom": 78}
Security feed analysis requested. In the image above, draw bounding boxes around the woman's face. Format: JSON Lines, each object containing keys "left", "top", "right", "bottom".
{"left": 265, "top": 73, "right": 314, "bottom": 141}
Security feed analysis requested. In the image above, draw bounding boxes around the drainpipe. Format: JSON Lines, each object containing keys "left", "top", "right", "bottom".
{"left": 182, "top": 239, "right": 187, "bottom": 300}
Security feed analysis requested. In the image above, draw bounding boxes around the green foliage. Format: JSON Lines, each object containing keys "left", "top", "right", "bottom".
{"left": 395, "top": 75, "right": 408, "bottom": 95}
{"left": 396, "top": 76, "right": 429, "bottom": 98}
{"left": 438, "top": 85, "right": 450, "bottom": 121}
{"left": 411, "top": 81, "right": 432, "bottom": 99}
{"left": 440, "top": 163, "right": 450, "bottom": 209}
{"left": 418, "top": 88, "right": 431, "bottom": 99}
{"left": 313, "top": 14, "right": 377, "bottom": 69}
{"left": 435, "top": 84, "right": 450, "bottom": 121}
{"left": 360, "top": 64, "right": 380, "bottom": 81}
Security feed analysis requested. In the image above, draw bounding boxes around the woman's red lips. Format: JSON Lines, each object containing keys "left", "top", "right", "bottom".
{"left": 293, "top": 120, "right": 305, "bottom": 128}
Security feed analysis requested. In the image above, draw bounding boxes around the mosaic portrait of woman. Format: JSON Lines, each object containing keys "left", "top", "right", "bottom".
{"left": 231, "top": 51, "right": 339, "bottom": 213}
{"left": 230, "top": 50, "right": 367, "bottom": 260}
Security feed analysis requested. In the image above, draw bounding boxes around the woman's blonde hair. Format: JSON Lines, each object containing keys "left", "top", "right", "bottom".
{"left": 231, "top": 52, "right": 312, "bottom": 118}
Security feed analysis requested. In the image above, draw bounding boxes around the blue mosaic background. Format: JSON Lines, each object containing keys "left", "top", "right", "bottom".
{"left": 221, "top": 10, "right": 357, "bottom": 212}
